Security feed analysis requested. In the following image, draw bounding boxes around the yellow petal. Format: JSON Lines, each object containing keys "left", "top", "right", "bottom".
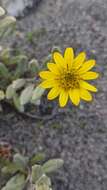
{"left": 64, "top": 47, "right": 74, "bottom": 69}
{"left": 53, "top": 52, "right": 66, "bottom": 68}
{"left": 81, "top": 71, "right": 99, "bottom": 80}
{"left": 69, "top": 89, "right": 80, "bottom": 106}
{"left": 47, "top": 87, "right": 61, "bottom": 100}
{"left": 47, "top": 63, "right": 60, "bottom": 74}
{"left": 40, "top": 80, "right": 56, "bottom": 88}
{"left": 79, "top": 80, "right": 97, "bottom": 92}
{"left": 80, "top": 88, "right": 92, "bottom": 101}
{"left": 59, "top": 90, "right": 68, "bottom": 107}
{"left": 73, "top": 52, "right": 86, "bottom": 69}
{"left": 39, "top": 71, "right": 55, "bottom": 79}
{"left": 78, "top": 60, "right": 96, "bottom": 74}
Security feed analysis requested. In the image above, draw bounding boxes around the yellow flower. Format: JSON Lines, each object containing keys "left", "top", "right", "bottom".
{"left": 39, "top": 48, "right": 99, "bottom": 107}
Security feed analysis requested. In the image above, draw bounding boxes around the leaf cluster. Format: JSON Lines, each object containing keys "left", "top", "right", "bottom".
{"left": 0, "top": 7, "right": 45, "bottom": 112}
{"left": 1, "top": 152, "right": 64, "bottom": 190}
{"left": 0, "top": 47, "right": 45, "bottom": 112}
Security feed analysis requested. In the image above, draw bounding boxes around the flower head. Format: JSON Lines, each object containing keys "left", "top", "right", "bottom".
{"left": 39, "top": 48, "right": 99, "bottom": 107}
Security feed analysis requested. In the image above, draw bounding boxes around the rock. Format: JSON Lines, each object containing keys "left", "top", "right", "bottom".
{"left": 0, "top": 0, "right": 41, "bottom": 17}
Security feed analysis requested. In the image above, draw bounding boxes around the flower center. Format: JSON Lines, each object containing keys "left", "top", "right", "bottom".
{"left": 57, "top": 71, "right": 80, "bottom": 90}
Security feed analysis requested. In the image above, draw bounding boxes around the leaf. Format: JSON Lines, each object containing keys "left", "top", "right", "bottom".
{"left": 0, "top": 62, "right": 9, "bottom": 77}
{"left": 0, "top": 48, "right": 10, "bottom": 64}
{"left": 0, "top": 7, "right": 5, "bottom": 17}
{"left": 13, "top": 153, "right": 29, "bottom": 170}
{"left": 32, "top": 86, "right": 45, "bottom": 101}
{"left": 0, "top": 27, "right": 14, "bottom": 38}
{"left": 2, "top": 163, "right": 20, "bottom": 174}
{"left": 0, "top": 16, "right": 16, "bottom": 30}
{"left": 0, "top": 90, "right": 5, "bottom": 100}
{"left": 32, "top": 165, "right": 44, "bottom": 183}
{"left": 20, "top": 85, "right": 34, "bottom": 105}
{"left": 11, "top": 55, "right": 28, "bottom": 65}
{"left": 1, "top": 174, "right": 26, "bottom": 190}
{"left": 13, "top": 93, "right": 24, "bottom": 112}
{"left": 6, "top": 85, "right": 15, "bottom": 99}
{"left": 14, "top": 58, "right": 28, "bottom": 78}
{"left": 37, "top": 175, "right": 51, "bottom": 186}
{"left": 36, "top": 175, "right": 51, "bottom": 190}
{"left": 29, "top": 59, "right": 39, "bottom": 75}
{"left": 31, "top": 99, "right": 41, "bottom": 106}
{"left": 30, "top": 153, "right": 45, "bottom": 165}
{"left": 42, "top": 159, "right": 64, "bottom": 174}
{"left": 12, "top": 79, "right": 26, "bottom": 90}
{"left": 2, "top": 154, "right": 28, "bottom": 175}
{"left": 0, "top": 157, "right": 11, "bottom": 168}
{"left": 36, "top": 184, "right": 51, "bottom": 190}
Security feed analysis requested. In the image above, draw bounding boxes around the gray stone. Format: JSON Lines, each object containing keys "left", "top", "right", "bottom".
{"left": 0, "top": 0, "right": 41, "bottom": 17}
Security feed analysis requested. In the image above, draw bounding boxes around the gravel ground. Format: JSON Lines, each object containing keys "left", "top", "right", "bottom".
{"left": 0, "top": 0, "right": 107, "bottom": 189}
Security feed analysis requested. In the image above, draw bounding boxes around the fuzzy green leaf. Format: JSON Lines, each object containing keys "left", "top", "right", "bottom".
{"left": 29, "top": 59, "right": 39, "bottom": 75}
{"left": 6, "top": 85, "right": 15, "bottom": 99}
{"left": 11, "top": 55, "right": 28, "bottom": 65}
{"left": 30, "top": 153, "right": 45, "bottom": 165}
{"left": 0, "top": 157, "right": 11, "bottom": 168}
{"left": 32, "top": 165, "right": 44, "bottom": 183}
{"left": 0, "top": 7, "right": 5, "bottom": 17}
{"left": 0, "top": 90, "right": 5, "bottom": 100}
{"left": 13, "top": 153, "right": 29, "bottom": 170}
{"left": 13, "top": 93, "right": 24, "bottom": 112}
{"left": 1, "top": 174, "right": 26, "bottom": 190}
{"left": 37, "top": 175, "right": 51, "bottom": 186}
{"left": 31, "top": 99, "right": 41, "bottom": 106}
{"left": 0, "top": 48, "right": 10, "bottom": 64}
{"left": 14, "top": 58, "right": 28, "bottom": 78}
{"left": 20, "top": 85, "right": 34, "bottom": 105}
{"left": 0, "top": 62, "right": 9, "bottom": 77}
{"left": 0, "top": 16, "right": 16, "bottom": 30}
{"left": 36, "top": 175, "right": 51, "bottom": 190}
{"left": 32, "top": 86, "right": 45, "bottom": 101}
{"left": 2, "top": 163, "right": 20, "bottom": 174}
{"left": 12, "top": 79, "right": 26, "bottom": 90}
{"left": 36, "top": 184, "right": 51, "bottom": 190}
{"left": 42, "top": 159, "right": 64, "bottom": 174}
